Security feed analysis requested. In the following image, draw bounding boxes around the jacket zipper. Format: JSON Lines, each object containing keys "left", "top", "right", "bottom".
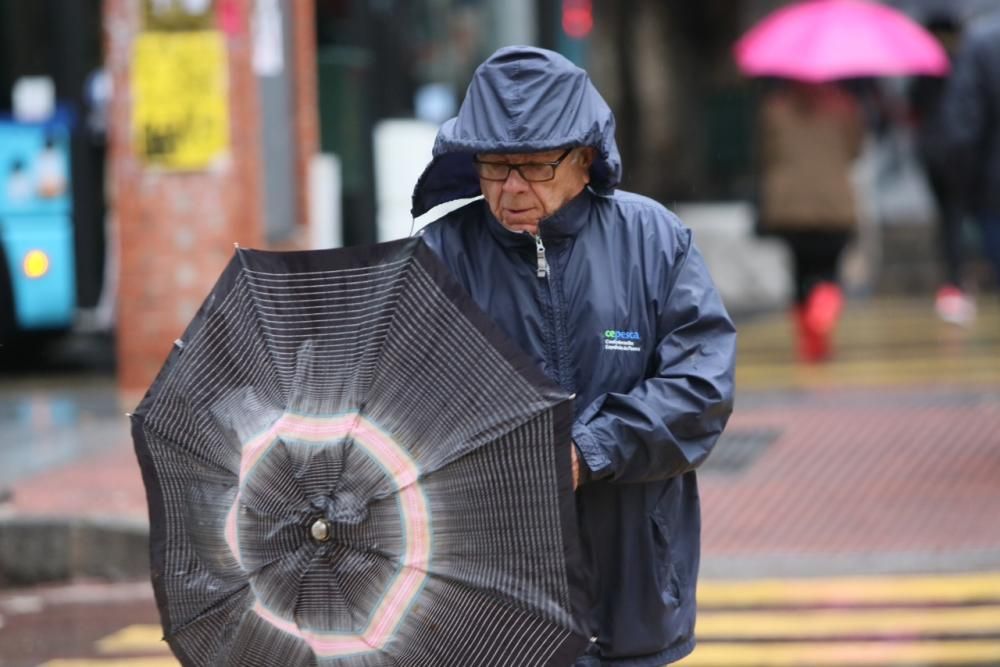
{"left": 532, "top": 232, "right": 572, "bottom": 392}
{"left": 533, "top": 234, "right": 549, "bottom": 279}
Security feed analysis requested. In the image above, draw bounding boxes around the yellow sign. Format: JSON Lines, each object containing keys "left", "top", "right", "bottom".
{"left": 131, "top": 31, "right": 229, "bottom": 169}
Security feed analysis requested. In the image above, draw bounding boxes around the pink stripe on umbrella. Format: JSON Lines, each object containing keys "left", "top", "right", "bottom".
{"left": 229, "top": 412, "right": 431, "bottom": 655}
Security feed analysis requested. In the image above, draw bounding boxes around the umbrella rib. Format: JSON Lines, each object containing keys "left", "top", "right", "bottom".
{"left": 250, "top": 290, "right": 405, "bottom": 312}
{"left": 290, "top": 553, "right": 407, "bottom": 659}
{"left": 378, "top": 408, "right": 558, "bottom": 490}
{"left": 247, "top": 284, "right": 407, "bottom": 305}
{"left": 243, "top": 540, "right": 315, "bottom": 579}
{"left": 418, "top": 569, "right": 573, "bottom": 645}
{"left": 256, "top": 312, "right": 397, "bottom": 333}
{"left": 138, "top": 415, "right": 238, "bottom": 479}
{"left": 148, "top": 283, "right": 284, "bottom": 429}
{"left": 247, "top": 281, "right": 407, "bottom": 299}
{"left": 242, "top": 256, "right": 411, "bottom": 279}
{"left": 241, "top": 514, "right": 400, "bottom": 580}
{"left": 155, "top": 286, "right": 285, "bottom": 413}
{"left": 347, "top": 261, "right": 415, "bottom": 448}
{"left": 242, "top": 438, "right": 312, "bottom": 518}
{"left": 233, "top": 254, "right": 294, "bottom": 402}
{"left": 353, "top": 260, "right": 556, "bottom": 472}
{"left": 292, "top": 572, "right": 349, "bottom": 653}
{"left": 165, "top": 582, "right": 251, "bottom": 639}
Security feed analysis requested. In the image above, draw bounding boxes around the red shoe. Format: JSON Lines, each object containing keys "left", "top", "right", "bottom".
{"left": 804, "top": 282, "right": 843, "bottom": 335}
{"left": 935, "top": 285, "right": 976, "bottom": 326}
{"left": 793, "top": 306, "right": 830, "bottom": 363}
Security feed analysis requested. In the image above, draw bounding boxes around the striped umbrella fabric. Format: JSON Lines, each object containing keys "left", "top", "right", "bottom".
{"left": 131, "top": 238, "right": 589, "bottom": 666}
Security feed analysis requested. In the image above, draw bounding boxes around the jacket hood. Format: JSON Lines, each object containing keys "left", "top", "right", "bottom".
{"left": 411, "top": 46, "right": 622, "bottom": 218}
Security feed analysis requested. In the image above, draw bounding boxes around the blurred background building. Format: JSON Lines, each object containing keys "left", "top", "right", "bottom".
{"left": 0, "top": 0, "right": 995, "bottom": 392}
{"left": 2, "top": 5, "right": 1000, "bottom": 663}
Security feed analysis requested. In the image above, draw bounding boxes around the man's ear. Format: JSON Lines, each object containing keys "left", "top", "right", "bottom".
{"left": 579, "top": 147, "right": 596, "bottom": 169}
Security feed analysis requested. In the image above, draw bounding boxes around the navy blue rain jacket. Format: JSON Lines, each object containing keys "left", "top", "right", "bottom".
{"left": 413, "top": 46, "right": 736, "bottom": 666}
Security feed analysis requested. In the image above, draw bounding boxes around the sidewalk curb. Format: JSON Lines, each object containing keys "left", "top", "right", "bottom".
{"left": 0, "top": 516, "right": 149, "bottom": 587}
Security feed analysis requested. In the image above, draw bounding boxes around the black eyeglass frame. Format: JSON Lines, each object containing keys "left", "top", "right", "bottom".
{"left": 472, "top": 148, "right": 575, "bottom": 182}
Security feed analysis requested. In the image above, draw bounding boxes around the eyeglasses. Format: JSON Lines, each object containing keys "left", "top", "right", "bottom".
{"left": 473, "top": 148, "right": 574, "bottom": 182}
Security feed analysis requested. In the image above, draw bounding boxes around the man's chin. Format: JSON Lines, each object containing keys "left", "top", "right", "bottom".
{"left": 500, "top": 219, "right": 540, "bottom": 235}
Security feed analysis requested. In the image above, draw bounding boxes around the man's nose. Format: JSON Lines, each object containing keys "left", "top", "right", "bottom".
{"left": 501, "top": 168, "right": 530, "bottom": 193}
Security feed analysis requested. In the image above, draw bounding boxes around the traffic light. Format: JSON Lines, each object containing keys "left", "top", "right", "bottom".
{"left": 562, "top": 0, "right": 593, "bottom": 39}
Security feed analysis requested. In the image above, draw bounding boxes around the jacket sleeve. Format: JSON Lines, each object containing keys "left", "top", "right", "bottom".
{"left": 571, "top": 229, "right": 736, "bottom": 484}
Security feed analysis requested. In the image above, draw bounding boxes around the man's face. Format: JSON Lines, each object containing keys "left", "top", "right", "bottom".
{"left": 477, "top": 148, "right": 593, "bottom": 235}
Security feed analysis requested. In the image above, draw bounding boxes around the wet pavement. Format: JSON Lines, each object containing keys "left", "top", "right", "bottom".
{"left": 0, "top": 332, "right": 120, "bottom": 489}
{"left": 0, "top": 581, "right": 165, "bottom": 666}
{"left": 0, "top": 296, "right": 998, "bottom": 665}
{"left": 3, "top": 573, "right": 999, "bottom": 666}
{"left": 0, "top": 377, "right": 124, "bottom": 489}
{"left": 698, "top": 297, "right": 1000, "bottom": 579}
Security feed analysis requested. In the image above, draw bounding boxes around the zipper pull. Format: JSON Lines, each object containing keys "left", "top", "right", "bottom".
{"left": 534, "top": 234, "right": 549, "bottom": 279}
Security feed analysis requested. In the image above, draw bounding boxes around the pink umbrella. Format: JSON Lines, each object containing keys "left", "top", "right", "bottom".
{"left": 734, "top": 0, "right": 950, "bottom": 81}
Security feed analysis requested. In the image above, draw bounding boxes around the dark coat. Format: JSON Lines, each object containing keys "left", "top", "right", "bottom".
{"left": 757, "top": 83, "right": 864, "bottom": 233}
{"left": 412, "top": 47, "right": 736, "bottom": 665}
{"left": 940, "top": 13, "right": 1000, "bottom": 213}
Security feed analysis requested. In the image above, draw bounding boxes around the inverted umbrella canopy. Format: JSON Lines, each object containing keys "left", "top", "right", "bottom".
{"left": 131, "top": 238, "right": 589, "bottom": 666}
{"left": 734, "top": 0, "right": 950, "bottom": 81}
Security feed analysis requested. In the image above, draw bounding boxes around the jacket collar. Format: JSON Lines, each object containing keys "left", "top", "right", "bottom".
{"left": 484, "top": 189, "right": 593, "bottom": 247}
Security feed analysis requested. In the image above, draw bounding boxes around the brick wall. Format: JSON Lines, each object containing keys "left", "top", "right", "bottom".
{"left": 105, "top": 0, "right": 266, "bottom": 395}
{"left": 292, "top": 0, "right": 320, "bottom": 239}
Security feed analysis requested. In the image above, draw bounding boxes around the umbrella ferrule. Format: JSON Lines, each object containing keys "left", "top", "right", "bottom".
{"left": 310, "top": 518, "right": 332, "bottom": 542}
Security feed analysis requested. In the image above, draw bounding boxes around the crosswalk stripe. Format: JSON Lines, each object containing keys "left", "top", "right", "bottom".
{"left": 737, "top": 327, "right": 1000, "bottom": 350}
{"left": 677, "top": 640, "right": 1000, "bottom": 666}
{"left": 738, "top": 323, "right": 1000, "bottom": 347}
{"left": 43, "top": 574, "right": 1000, "bottom": 666}
{"left": 698, "top": 573, "right": 1000, "bottom": 608}
{"left": 737, "top": 303, "right": 1000, "bottom": 338}
{"left": 733, "top": 297, "right": 1000, "bottom": 384}
{"left": 697, "top": 606, "right": 1000, "bottom": 639}
{"left": 95, "top": 625, "right": 169, "bottom": 655}
{"left": 736, "top": 355, "right": 1000, "bottom": 389}
{"left": 40, "top": 659, "right": 178, "bottom": 667}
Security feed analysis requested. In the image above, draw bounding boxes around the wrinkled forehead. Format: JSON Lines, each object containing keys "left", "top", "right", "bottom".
{"left": 475, "top": 148, "right": 570, "bottom": 164}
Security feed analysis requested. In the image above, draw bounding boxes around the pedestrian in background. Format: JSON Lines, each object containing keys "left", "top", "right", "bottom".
{"left": 909, "top": 13, "right": 975, "bottom": 325}
{"left": 939, "top": 10, "right": 1000, "bottom": 299}
{"left": 756, "top": 80, "right": 864, "bottom": 363}
{"left": 413, "top": 46, "right": 736, "bottom": 665}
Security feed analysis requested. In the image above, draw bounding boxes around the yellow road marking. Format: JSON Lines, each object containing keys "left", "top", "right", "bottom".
{"left": 698, "top": 573, "right": 1000, "bottom": 608}
{"left": 42, "top": 573, "right": 1000, "bottom": 667}
{"left": 736, "top": 357, "right": 1000, "bottom": 389}
{"left": 733, "top": 298, "right": 1000, "bottom": 387}
{"left": 96, "top": 624, "right": 169, "bottom": 655}
{"left": 738, "top": 329, "right": 1000, "bottom": 352}
{"left": 698, "top": 605, "right": 1000, "bottom": 639}
{"left": 677, "top": 640, "right": 1000, "bottom": 666}
{"left": 41, "top": 659, "right": 177, "bottom": 667}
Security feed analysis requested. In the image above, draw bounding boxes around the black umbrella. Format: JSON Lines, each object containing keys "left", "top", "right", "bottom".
{"left": 131, "top": 238, "right": 590, "bottom": 666}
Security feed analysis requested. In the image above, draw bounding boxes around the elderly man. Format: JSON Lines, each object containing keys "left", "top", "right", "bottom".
{"left": 413, "top": 46, "right": 736, "bottom": 666}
